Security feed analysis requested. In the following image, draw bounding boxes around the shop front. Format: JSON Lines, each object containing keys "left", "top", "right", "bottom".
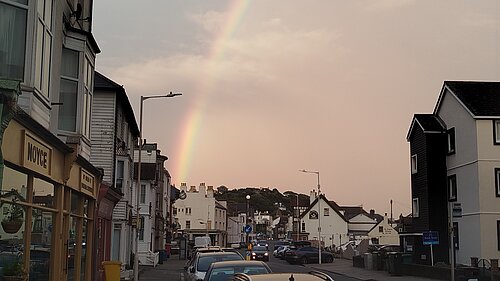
{"left": 0, "top": 103, "right": 101, "bottom": 280}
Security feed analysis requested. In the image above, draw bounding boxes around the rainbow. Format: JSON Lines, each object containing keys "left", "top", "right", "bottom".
{"left": 173, "top": 0, "right": 250, "bottom": 184}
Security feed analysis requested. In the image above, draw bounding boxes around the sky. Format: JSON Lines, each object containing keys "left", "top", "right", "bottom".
{"left": 91, "top": 1, "right": 500, "bottom": 218}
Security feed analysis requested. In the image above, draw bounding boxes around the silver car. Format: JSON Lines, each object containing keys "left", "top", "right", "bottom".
{"left": 185, "top": 251, "right": 244, "bottom": 281}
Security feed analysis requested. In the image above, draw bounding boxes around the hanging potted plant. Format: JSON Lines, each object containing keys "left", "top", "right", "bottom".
{"left": 1, "top": 204, "right": 24, "bottom": 234}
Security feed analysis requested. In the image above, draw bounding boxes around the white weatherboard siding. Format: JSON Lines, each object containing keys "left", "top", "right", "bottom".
{"left": 436, "top": 89, "right": 500, "bottom": 264}
{"left": 90, "top": 92, "right": 116, "bottom": 184}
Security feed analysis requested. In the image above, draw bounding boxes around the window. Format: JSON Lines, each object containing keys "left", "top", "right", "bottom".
{"left": 301, "top": 221, "right": 305, "bottom": 232}
{"left": 497, "top": 220, "right": 500, "bottom": 251}
{"left": 494, "top": 120, "right": 500, "bottom": 145}
{"left": 58, "top": 48, "right": 79, "bottom": 132}
{"left": 448, "top": 175, "right": 457, "bottom": 201}
{"left": 411, "top": 154, "right": 418, "bottom": 174}
{"left": 185, "top": 220, "right": 190, "bottom": 229}
{"left": 140, "top": 184, "right": 146, "bottom": 204}
{"left": 34, "top": 0, "right": 53, "bottom": 98}
{"left": 447, "top": 128, "right": 456, "bottom": 154}
{"left": 186, "top": 207, "right": 191, "bottom": 215}
{"left": 324, "top": 208, "right": 329, "bottom": 216}
{"left": 496, "top": 168, "right": 500, "bottom": 197}
{"left": 82, "top": 55, "right": 93, "bottom": 138}
{"left": 379, "top": 226, "right": 384, "bottom": 233}
{"left": 0, "top": 0, "right": 28, "bottom": 80}
{"left": 412, "top": 198, "right": 419, "bottom": 218}
{"left": 139, "top": 216, "right": 144, "bottom": 240}
{"left": 116, "top": 160, "right": 124, "bottom": 191}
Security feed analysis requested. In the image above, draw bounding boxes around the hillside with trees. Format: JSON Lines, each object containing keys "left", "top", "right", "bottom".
{"left": 214, "top": 186, "right": 310, "bottom": 216}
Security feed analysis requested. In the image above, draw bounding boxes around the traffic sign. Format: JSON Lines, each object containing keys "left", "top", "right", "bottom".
{"left": 423, "top": 231, "right": 439, "bottom": 245}
{"left": 244, "top": 224, "right": 252, "bottom": 234}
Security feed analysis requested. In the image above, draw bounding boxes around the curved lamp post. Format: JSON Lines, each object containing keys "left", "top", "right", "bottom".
{"left": 246, "top": 195, "right": 250, "bottom": 246}
{"left": 134, "top": 92, "right": 182, "bottom": 281}
{"left": 300, "top": 169, "right": 321, "bottom": 264}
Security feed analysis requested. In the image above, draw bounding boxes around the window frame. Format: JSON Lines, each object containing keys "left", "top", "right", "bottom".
{"left": 0, "top": 0, "right": 28, "bottom": 81}
{"left": 323, "top": 208, "right": 329, "bottom": 216}
{"left": 140, "top": 184, "right": 146, "bottom": 204}
{"left": 453, "top": 222, "right": 459, "bottom": 250}
{"left": 494, "top": 120, "right": 500, "bottom": 145}
{"left": 448, "top": 174, "right": 458, "bottom": 201}
{"left": 497, "top": 220, "right": 500, "bottom": 251}
{"left": 412, "top": 198, "right": 419, "bottom": 218}
{"left": 495, "top": 168, "right": 500, "bottom": 197}
{"left": 33, "top": 0, "right": 54, "bottom": 99}
{"left": 115, "top": 160, "right": 124, "bottom": 191}
{"left": 447, "top": 127, "right": 456, "bottom": 155}
{"left": 411, "top": 154, "right": 418, "bottom": 174}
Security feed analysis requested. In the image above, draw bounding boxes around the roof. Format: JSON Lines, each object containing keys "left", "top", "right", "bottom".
{"left": 94, "top": 72, "right": 140, "bottom": 136}
{"left": 299, "top": 194, "right": 348, "bottom": 223}
{"left": 406, "top": 114, "right": 446, "bottom": 141}
{"left": 435, "top": 81, "right": 500, "bottom": 117}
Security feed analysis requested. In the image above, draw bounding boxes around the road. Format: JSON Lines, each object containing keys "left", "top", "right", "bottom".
{"left": 141, "top": 242, "right": 361, "bottom": 281}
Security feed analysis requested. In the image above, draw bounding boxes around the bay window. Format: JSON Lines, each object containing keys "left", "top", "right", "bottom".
{"left": 0, "top": 0, "right": 28, "bottom": 81}
{"left": 34, "top": 0, "right": 53, "bottom": 98}
{"left": 58, "top": 48, "right": 79, "bottom": 132}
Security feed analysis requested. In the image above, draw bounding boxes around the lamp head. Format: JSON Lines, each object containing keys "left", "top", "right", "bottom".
{"left": 246, "top": 195, "right": 250, "bottom": 200}
{"left": 166, "top": 92, "right": 182, "bottom": 97}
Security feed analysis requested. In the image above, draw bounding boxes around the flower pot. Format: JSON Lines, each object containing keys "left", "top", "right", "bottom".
{"left": 2, "top": 220, "right": 23, "bottom": 234}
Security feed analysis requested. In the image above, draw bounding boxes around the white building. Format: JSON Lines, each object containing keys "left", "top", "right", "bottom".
{"left": 432, "top": 81, "right": 500, "bottom": 264}
{"left": 299, "top": 190, "right": 349, "bottom": 248}
{"left": 174, "top": 183, "right": 228, "bottom": 246}
{"left": 227, "top": 215, "right": 245, "bottom": 244}
{"left": 367, "top": 216, "right": 399, "bottom": 245}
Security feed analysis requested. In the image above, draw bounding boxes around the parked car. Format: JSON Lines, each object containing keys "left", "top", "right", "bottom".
{"left": 250, "top": 246, "right": 269, "bottom": 262}
{"left": 335, "top": 241, "right": 356, "bottom": 253}
{"left": 272, "top": 240, "right": 290, "bottom": 251}
{"left": 231, "top": 271, "right": 334, "bottom": 281}
{"left": 185, "top": 251, "right": 244, "bottom": 281}
{"left": 272, "top": 246, "right": 283, "bottom": 257}
{"left": 277, "top": 246, "right": 295, "bottom": 259}
{"left": 285, "top": 246, "right": 334, "bottom": 264}
{"left": 204, "top": 260, "right": 271, "bottom": 281}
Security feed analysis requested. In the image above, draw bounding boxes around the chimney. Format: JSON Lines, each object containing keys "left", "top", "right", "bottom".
{"left": 199, "top": 183, "right": 206, "bottom": 195}
{"left": 370, "top": 209, "right": 375, "bottom": 216}
{"left": 207, "top": 185, "right": 214, "bottom": 198}
{"left": 180, "top": 182, "right": 187, "bottom": 192}
{"left": 310, "top": 190, "right": 317, "bottom": 204}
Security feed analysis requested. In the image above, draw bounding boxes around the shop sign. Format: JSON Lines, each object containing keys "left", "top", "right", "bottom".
{"left": 23, "top": 131, "right": 51, "bottom": 176}
{"left": 80, "top": 169, "right": 94, "bottom": 194}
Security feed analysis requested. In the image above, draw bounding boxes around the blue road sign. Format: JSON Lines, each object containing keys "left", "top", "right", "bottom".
{"left": 244, "top": 224, "right": 252, "bottom": 234}
{"left": 423, "top": 231, "right": 439, "bottom": 245}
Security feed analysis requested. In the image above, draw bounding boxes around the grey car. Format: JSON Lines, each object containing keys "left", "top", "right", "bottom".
{"left": 186, "top": 251, "right": 244, "bottom": 281}
{"left": 204, "top": 260, "right": 271, "bottom": 281}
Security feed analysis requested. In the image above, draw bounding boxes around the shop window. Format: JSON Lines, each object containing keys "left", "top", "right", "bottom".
{"left": 71, "top": 192, "right": 80, "bottom": 214}
{"left": 80, "top": 219, "right": 88, "bottom": 281}
{"left": 67, "top": 216, "right": 77, "bottom": 277}
{"left": 2, "top": 166, "right": 28, "bottom": 198}
{"left": 0, "top": 0, "right": 28, "bottom": 80}
{"left": 33, "top": 177, "right": 55, "bottom": 208}
{"left": 30, "top": 208, "right": 54, "bottom": 281}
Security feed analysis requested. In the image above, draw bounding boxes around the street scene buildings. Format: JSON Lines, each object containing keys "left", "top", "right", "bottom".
{"left": 0, "top": 1, "right": 499, "bottom": 281}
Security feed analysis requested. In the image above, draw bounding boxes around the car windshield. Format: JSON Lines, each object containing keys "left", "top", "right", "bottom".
{"left": 198, "top": 255, "right": 243, "bottom": 272}
{"left": 253, "top": 246, "right": 267, "bottom": 251}
{"left": 208, "top": 266, "right": 270, "bottom": 280}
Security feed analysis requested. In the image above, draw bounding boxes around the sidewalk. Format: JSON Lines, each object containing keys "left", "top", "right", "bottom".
{"left": 306, "top": 258, "right": 445, "bottom": 281}
{"left": 139, "top": 255, "right": 187, "bottom": 281}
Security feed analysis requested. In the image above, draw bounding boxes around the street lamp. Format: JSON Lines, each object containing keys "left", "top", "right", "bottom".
{"left": 134, "top": 92, "right": 181, "bottom": 281}
{"left": 296, "top": 193, "right": 300, "bottom": 242}
{"left": 246, "top": 195, "right": 250, "bottom": 246}
{"left": 299, "top": 169, "right": 321, "bottom": 264}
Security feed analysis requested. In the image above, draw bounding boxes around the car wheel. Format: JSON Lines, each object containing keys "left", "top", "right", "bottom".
{"left": 301, "top": 256, "right": 308, "bottom": 264}
{"left": 325, "top": 256, "right": 333, "bottom": 263}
